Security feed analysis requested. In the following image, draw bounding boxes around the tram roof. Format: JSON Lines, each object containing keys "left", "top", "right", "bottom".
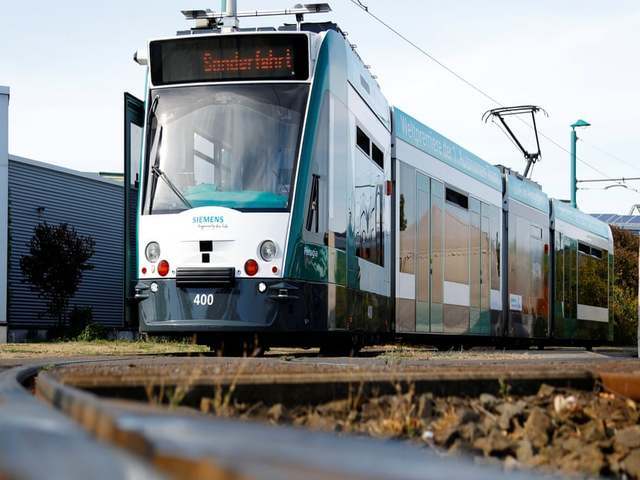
{"left": 501, "top": 167, "right": 550, "bottom": 215}
{"left": 392, "top": 108, "right": 503, "bottom": 192}
{"left": 552, "top": 199, "right": 611, "bottom": 240}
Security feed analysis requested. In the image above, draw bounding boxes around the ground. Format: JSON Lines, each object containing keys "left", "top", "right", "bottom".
{"left": 6, "top": 342, "right": 640, "bottom": 477}
{"left": 0, "top": 339, "right": 208, "bottom": 360}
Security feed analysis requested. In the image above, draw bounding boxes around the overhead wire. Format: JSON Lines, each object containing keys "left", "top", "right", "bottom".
{"left": 580, "top": 140, "right": 640, "bottom": 174}
{"left": 346, "top": 0, "right": 502, "bottom": 106}
{"left": 345, "top": 0, "right": 628, "bottom": 181}
{"left": 579, "top": 184, "right": 640, "bottom": 194}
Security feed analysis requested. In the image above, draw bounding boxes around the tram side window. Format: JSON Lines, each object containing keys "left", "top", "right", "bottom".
{"left": 355, "top": 125, "right": 384, "bottom": 170}
{"left": 469, "top": 199, "right": 481, "bottom": 310}
{"left": 555, "top": 232, "right": 565, "bottom": 315}
{"left": 445, "top": 187, "right": 469, "bottom": 210}
{"left": 371, "top": 143, "right": 384, "bottom": 170}
{"left": 577, "top": 243, "right": 608, "bottom": 308}
{"left": 489, "top": 205, "right": 501, "bottom": 292}
{"left": 578, "top": 243, "right": 591, "bottom": 255}
{"left": 510, "top": 216, "right": 532, "bottom": 309}
{"left": 329, "top": 93, "right": 348, "bottom": 248}
{"left": 354, "top": 123, "right": 385, "bottom": 267}
{"left": 356, "top": 126, "right": 371, "bottom": 156}
{"left": 130, "top": 123, "right": 143, "bottom": 187}
{"left": 444, "top": 187, "right": 470, "bottom": 286}
{"left": 398, "top": 162, "right": 416, "bottom": 274}
{"left": 529, "top": 223, "right": 545, "bottom": 318}
{"left": 564, "top": 237, "right": 578, "bottom": 320}
{"left": 354, "top": 150, "right": 384, "bottom": 266}
{"left": 431, "top": 180, "right": 445, "bottom": 306}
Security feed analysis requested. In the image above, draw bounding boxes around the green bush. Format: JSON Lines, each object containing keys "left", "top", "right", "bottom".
{"left": 20, "top": 222, "right": 95, "bottom": 328}
{"left": 612, "top": 285, "right": 637, "bottom": 345}
{"left": 76, "top": 322, "right": 107, "bottom": 342}
{"left": 611, "top": 227, "right": 638, "bottom": 346}
{"left": 67, "top": 306, "right": 93, "bottom": 338}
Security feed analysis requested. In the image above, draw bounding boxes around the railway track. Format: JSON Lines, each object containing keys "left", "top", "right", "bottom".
{"left": 1, "top": 350, "right": 638, "bottom": 479}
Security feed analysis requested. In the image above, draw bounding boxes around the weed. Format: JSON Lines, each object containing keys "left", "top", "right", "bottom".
{"left": 201, "top": 342, "right": 262, "bottom": 417}
{"left": 75, "top": 323, "right": 107, "bottom": 342}
{"left": 498, "top": 378, "right": 511, "bottom": 398}
{"left": 144, "top": 365, "right": 206, "bottom": 410}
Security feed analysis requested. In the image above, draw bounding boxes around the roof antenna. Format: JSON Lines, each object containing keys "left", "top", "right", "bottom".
{"left": 482, "top": 105, "right": 548, "bottom": 179}
{"left": 181, "top": 3, "right": 331, "bottom": 32}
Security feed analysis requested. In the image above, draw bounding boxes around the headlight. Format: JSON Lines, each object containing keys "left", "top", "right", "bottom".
{"left": 259, "top": 240, "right": 277, "bottom": 261}
{"left": 145, "top": 242, "right": 161, "bottom": 263}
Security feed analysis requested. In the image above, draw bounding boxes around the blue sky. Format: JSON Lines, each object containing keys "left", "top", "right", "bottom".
{"left": 1, "top": 0, "right": 639, "bottom": 213}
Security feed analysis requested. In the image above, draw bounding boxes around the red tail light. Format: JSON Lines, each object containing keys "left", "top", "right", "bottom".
{"left": 244, "top": 259, "right": 259, "bottom": 277}
{"left": 158, "top": 260, "right": 170, "bottom": 277}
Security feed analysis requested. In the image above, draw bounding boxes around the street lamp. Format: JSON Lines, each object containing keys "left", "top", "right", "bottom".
{"left": 570, "top": 119, "right": 591, "bottom": 208}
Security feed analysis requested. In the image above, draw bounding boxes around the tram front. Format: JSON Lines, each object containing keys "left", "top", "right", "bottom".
{"left": 134, "top": 32, "right": 314, "bottom": 342}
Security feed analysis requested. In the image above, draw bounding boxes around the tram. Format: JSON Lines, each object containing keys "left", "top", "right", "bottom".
{"left": 123, "top": 2, "right": 613, "bottom": 352}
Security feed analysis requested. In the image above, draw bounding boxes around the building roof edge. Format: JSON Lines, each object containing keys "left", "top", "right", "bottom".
{"left": 8, "top": 154, "right": 123, "bottom": 188}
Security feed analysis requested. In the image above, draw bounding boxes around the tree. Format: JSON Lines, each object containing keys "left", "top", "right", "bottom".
{"left": 20, "top": 223, "right": 96, "bottom": 330}
{"left": 610, "top": 226, "right": 638, "bottom": 345}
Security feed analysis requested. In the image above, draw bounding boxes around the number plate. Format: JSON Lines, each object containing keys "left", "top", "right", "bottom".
{"left": 193, "top": 293, "right": 215, "bottom": 306}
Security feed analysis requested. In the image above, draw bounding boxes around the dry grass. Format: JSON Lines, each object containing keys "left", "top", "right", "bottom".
{"left": 0, "top": 339, "right": 208, "bottom": 359}
{"left": 373, "top": 344, "right": 548, "bottom": 361}
{"left": 269, "top": 344, "right": 633, "bottom": 361}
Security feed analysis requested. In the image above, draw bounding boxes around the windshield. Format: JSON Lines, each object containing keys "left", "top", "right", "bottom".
{"left": 143, "top": 84, "right": 309, "bottom": 214}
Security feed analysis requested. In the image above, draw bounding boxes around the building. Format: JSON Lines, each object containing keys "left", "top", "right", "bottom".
{"left": 0, "top": 87, "right": 8, "bottom": 342}
{"left": 0, "top": 86, "right": 127, "bottom": 342}
{"left": 592, "top": 214, "right": 640, "bottom": 236}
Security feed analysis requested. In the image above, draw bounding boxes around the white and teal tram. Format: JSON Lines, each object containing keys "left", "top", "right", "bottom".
{"left": 123, "top": 3, "right": 613, "bottom": 351}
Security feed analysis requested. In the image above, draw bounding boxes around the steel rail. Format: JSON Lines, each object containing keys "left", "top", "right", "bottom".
{"left": 49, "top": 358, "right": 601, "bottom": 407}
{"left": 0, "top": 363, "right": 163, "bottom": 480}
{"left": 1, "top": 354, "right": 637, "bottom": 479}
{"left": 34, "top": 364, "right": 544, "bottom": 480}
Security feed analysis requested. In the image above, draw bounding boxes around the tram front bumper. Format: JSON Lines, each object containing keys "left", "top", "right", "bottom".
{"left": 136, "top": 278, "right": 328, "bottom": 333}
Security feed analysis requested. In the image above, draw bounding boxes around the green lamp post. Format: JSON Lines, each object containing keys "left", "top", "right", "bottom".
{"left": 570, "top": 119, "right": 591, "bottom": 208}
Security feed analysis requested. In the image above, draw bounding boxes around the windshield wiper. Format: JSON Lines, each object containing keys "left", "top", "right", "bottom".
{"left": 151, "top": 163, "right": 193, "bottom": 210}
{"left": 146, "top": 96, "right": 193, "bottom": 213}
{"left": 147, "top": 97, "right": 162, "bottom": 214}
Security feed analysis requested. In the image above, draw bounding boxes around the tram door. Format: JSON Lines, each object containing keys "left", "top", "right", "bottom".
{"left": 123, "top": 93, "right": 144, "bottom": 328}
{"left": 480, "top": 213, "right": 491, "bottom": 328}
{"left": 416, "top": 174, "right": 430, "bottom": 331}
{"left": 430, "top": 179, "right": 445, "bottom": 332}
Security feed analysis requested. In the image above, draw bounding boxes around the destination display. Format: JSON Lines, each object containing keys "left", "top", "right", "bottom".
{"left": 150, "top": 34, "right": 310, "bottom": 85}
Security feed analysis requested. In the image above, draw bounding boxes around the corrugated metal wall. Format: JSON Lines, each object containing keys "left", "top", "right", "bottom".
{"left": 7, "top": 156, "right": 124, "bottom": 329}
{"left": 126, "top": 186, "right": 139, "bottom": 327}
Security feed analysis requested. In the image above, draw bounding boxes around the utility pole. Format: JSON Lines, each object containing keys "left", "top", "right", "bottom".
{"left": 0, "top": 86, "right": 8, "bottom": 343}
{"left": 568, "top": 117, "right": 639, "bottom": 352}
{"left": 570, "top": 119, "right": 590, "bottom": 208}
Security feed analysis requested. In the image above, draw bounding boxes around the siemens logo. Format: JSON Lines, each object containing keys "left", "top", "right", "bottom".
{"left": 192, "top": 216, "right": 228, "bottom": 230}
{"left": 192, "top": 216, "right": 225, "bottom": 224}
